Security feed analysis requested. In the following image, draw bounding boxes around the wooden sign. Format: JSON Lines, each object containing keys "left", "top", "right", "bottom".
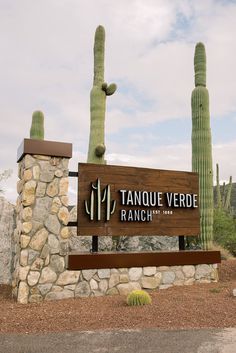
{"left": 77, "top": 163, "right": 200, "bottom": 237}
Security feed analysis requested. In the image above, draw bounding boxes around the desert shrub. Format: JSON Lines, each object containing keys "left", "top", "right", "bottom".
{"left": 127, "top": 290, "right": 152, "bottom": 306}
{"left": 213, "top": 208, "right": 236, "bottom": 256}
{"left": 208, "top": 242, "right": 234, "bottom": 260}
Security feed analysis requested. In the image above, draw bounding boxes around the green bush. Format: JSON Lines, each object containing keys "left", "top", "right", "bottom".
{"left": 127, "top": 290, "right": 152, "bottom": 306}
{"left": 213, "top": 208, "right": 236, "bottom": 256}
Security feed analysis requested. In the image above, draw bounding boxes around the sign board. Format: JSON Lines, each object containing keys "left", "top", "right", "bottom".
{"left": 77, "top": 163, "right": 200, "bottom": 237}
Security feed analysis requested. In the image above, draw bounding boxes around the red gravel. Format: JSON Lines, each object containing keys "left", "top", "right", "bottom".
{"left": 0, "top": 260, "right": 236, "bottom": 334}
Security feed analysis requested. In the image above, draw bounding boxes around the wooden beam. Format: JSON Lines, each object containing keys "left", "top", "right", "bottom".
{"left": 17, "top": 138, "right": 72, "bottom": 162}
{"left": 67, "top": 250, "right": 221, "bottom": 270}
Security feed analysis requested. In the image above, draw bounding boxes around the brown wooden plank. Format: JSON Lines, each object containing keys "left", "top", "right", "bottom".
{"left": 77, "top": 163, "right": 200, "bottom": 237}
{"left": 17, "top": 138, "right": 72, "bottom": 162}
{"left": 67, "top": 250, "right": 221, "bottom": 270}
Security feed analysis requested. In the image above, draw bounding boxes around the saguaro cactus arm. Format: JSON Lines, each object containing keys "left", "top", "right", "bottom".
{"left": 102, "top": 82, "right": 117, "bottom": 96}
{"left": 30, "top": 111, "right": 44, "bottom": 140}
{"left": 87, "top": 25, "right": 117, "bottom": 164}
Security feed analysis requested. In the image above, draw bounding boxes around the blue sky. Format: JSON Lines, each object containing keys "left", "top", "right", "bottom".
{"left": 0, "top": 0, "right": 236, "bottom": 204}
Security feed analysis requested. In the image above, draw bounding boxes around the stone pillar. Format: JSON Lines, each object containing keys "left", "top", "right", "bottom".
{"left": 12, "top": 139, "right": 78, "bottom": 303}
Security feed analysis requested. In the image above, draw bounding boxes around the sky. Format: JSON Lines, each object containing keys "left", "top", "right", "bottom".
{"left": 0, "top": 0, "right": 236, "bottom": 204}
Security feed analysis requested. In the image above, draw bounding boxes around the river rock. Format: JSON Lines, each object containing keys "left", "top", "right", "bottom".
{"left": 27, "top": 271, "right": 40, "bottom": 286}
{"left": 129, "top": 267, "right": 142, "bottom": 281}
{"left": 195, "top": 264, "right": 211, "bottom": 279}
{"left": 109, "top": 273, "right": 120, "bottom": 288}
{"left": 36, "top": 182, "right": 46, "bottom": 197}
{"left": 39, "top": 267, "right": 57, "bottom": 284}
{"left": 22, "top": 207, "right": 32, "bottom": 221}
{"left": 38, "top": 284, "right": 53, "bottom": 296}
{"left": 18, "top": 281, "right": 29, "bottom": 304}
{"left": 117, "top": 282, "right": 141, "bottom": 295}
{"left": 99, "top": 279, "right": 108, "bottom": 293}
{"left": 46, "top": 179, "right": 59, "bottom": 198}
{"left": 162, "top": 271, "right": 175, "bottom": 284}
{"left": 141, "top": 276, "right": 161, "bottom": 289}
{"left": 58, "top": 207, "right": 69, "bottom": 225}
{"left": 59, "top": 178, "right": 69, "bottom": 196}
{"left": 22, "top": 180, "right": 36, "bottom": 206}
{"left": 29, "top": 228, "right": 48, "bottom": 251}
{"left": 182, "top": 265, "right": 195, "bottom": 278}
{"left": 82, "top": 269, "right": 97, "bottom": 281}
{"left": 90, "top": 278, "right": 98, "bottom": 290}
{"left": 143, "top": 267, "right": 156, "bottom": 276}
{"left": 50, "top": 255, "right": 65, "bottom": 273}
{"left": 56, "top": 270, "right": 80, "bottom": 285}
{"left": 33, "top": 197, "right": 52, "bottom": 222}
{"left": 45, "top": 215, "right": 60, "bottom": 235}
{"left": 45, "top": 290, "right": 74, "bottom": 301}
{"left": 75, "top": 281, "right": 91, "bottom": 297}
{"left": 98, "top": 269, "right": 111, "bottom": 279}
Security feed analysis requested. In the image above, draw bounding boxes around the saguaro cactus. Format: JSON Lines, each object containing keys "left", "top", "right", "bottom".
{"left": 30, "top": 110, "right": 44, "bottom": 140}
{"left": 224, "top": 176, "right": 233, "bottom": 211}
{"left": 215, "top": 163, "right": 232, "bottom": 211}
{"left": 87, "top": 25, "right": 117, "bottom": 164}
{"left": 216, "top": 163, "right": 222, "bottom": 208}
{"left": 191, "top": 43, "right": 213, "bottom": 249}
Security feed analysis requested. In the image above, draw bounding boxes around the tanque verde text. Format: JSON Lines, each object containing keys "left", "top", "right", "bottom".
{"left": 119, "top": 190, "right": 198, "bottom": 222}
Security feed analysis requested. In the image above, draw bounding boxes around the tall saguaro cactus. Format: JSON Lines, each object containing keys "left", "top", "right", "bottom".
{"left": 87, "top": 25, "right": 117, "bottom": 164}
{"left": 191, "top": 42, "right": 213, "bottom": 249}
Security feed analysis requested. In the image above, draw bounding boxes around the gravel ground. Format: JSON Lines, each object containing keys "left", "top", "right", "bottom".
{"left": 0, "top": 260, "right": 236, "bottom": 334}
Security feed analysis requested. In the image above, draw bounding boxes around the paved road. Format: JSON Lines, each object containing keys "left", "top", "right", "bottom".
{"left": 0, "top": 328, "right": 236, "bottom": 353}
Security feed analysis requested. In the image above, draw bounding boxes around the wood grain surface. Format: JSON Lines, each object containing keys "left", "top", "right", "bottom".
{"left": 77, "top": 163, "right": 200, "bottom": 237}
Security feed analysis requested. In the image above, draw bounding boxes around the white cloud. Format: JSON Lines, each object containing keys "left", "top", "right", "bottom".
{"left": 0, "top": 0, "right": 236, "bottom": 205}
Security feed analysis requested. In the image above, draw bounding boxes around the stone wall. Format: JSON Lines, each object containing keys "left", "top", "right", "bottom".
{"left": 0, "top": 197, "right": 15, "bottom": 284}
{"left": 12, "top": 154, "right": 71, "bottom": 303}
{"left": 45, "top": 264, "right": 218, "bottom": 299}
{"left": 14, "top": 263, "right": 218, "bottom": 301}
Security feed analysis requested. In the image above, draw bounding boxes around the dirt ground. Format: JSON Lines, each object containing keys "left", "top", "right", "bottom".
{"left": 0, "top": 260, "right": 236, "bottom": 334}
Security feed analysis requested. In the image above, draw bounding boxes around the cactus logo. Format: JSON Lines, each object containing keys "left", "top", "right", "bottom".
{"left": 85, "top": 179, "right": 116, "bottom": 221}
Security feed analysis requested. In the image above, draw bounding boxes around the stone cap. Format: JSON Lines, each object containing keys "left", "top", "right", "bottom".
{"left": 17, "top": 138, "right": 73, "bottom": 162}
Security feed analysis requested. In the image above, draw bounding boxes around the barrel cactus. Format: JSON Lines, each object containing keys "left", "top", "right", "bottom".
{"left": 127, "top": 290, "right": 152, "bottom": 306}
{"left": 30, "top": 110, "right": 44, "bottom": 140}
{"left": 191, "top": 43, "right": 213, "bottom": 249}
{"left": 87, "top": 25, "right": 117, "bottom": 164}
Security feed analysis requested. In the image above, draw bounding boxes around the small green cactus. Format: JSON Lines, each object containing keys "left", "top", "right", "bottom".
{"left": 30, "top": 110, "right": 44, "bottom": 140}
{"left": 127, "top": 290, "right": 152, "bottom": 306}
